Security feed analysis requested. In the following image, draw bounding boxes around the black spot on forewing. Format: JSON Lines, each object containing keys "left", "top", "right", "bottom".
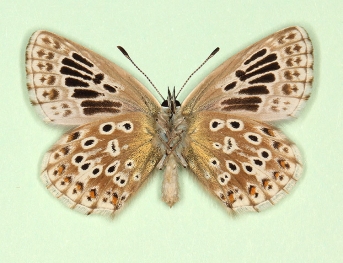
{"left": 244, "top": 49, "right": 267, "bottom": 65}
{"left": 103, "top": 84, "right": 117, "bottom": 93}
{"left": 72, "top": 89, "right": 104, "bottom": 99}
{"left": 93, "top": 73, "right": 104, "bottom": 84}
{"left": 72, "top": 53, "right": 94, "bottom": 67}
{"left": 224, "top": 81, "right": 237, "bottom": 91}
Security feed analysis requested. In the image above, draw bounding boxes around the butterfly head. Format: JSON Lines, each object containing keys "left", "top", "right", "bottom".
{"left": 161, "top": 87, "right": 181, "bottom": 115}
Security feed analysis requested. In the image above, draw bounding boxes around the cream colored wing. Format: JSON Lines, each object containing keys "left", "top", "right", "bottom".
{"left": 40, "top": 112, "right": 163, "bottom": 215}
{"left": 182, "top": 111, "right": 302, "bottom": 213}
{"left": 26, "top": 31, "right": 160, "bottom": 125}
{"left": 181, "top": 26, "right": 313, "bottom": 121}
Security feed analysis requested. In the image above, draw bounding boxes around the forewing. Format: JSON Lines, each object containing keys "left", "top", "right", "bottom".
{"left": 26, "top": 31, "right": 160, "bottom": 125}
{"left": 40, "top": 112, "right": 162, "bottom": 215}
{"left": 183, "top": 111, "right": 302, "bottom": 213}
{"left": 181, "top": 26, "right": 313, "bottom": 121}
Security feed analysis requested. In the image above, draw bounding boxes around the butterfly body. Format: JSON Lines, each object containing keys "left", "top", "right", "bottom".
{"left": 26, "top": 27, "right": 313, "bottom": 216}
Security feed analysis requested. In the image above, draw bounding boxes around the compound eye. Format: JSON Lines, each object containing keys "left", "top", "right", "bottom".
{"left": 175, "top": 100, "right": 181, "bottom": 107}
{"left": 161, "top": 100, "right": 169, "bottom": 107}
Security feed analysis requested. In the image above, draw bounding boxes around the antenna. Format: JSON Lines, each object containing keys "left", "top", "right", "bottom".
{"left": 117, "top": 46, "right": 165, "bottom": 100}
{"left": 176, "top": 47, "right": 220, "bottom": 98}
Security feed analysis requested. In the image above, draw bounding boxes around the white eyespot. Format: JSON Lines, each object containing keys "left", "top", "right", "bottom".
{"left": 242, "top": 162, "right": 256, "bottom": 175}
{"left": 209, "top": 157, "right": 220, "bottom": 167}
{"left": 213, "top": 142, "right": 222, "bottom": 149}
{"left": 133, "top": 172, "right": 141, "bottom": 181}
{"left": 71, "top": 153, "right": 87, "bottom": 166}
{"left": 99, "top": 122, "right": 115, "bottom": 135}
{"left": 204, "top": 171, "right": 211, "bottom": 180}
{"left": 227, "top": 119, "right": 244, "bottom": 131}
{"left": 244, "top": 132, "right": 262, "bottom": 145}
{"left": 117, "top": 121, "right": 133, "bottom": 133}
{"left": 122, "top": 144, "right": 129, "bottom": 150}
{"left": 223, "top": 136, "right": 239, "bottom": 154}
{"left": 81, "top": 136, "right": 98, "bottom": 149}
{"left": 89, "top": 165, "right": 103, "bottom": 178}
{"left": 225, "top": 160, "right": 240, "bottom": 174}
{"left": 113, "top": 172, "right": 128, "bottom": 187}
{"left": 209, "top": 119, "right": 225, "bottom": 131}
{"left": 217, "top": 172, "right": 231, "bottom": 186}
{"left": 258, "top": 148, "right": 272, "bottom": 161}
{"left": 125, "top": 159, "right": 134, "bottom": 169}
{"left": 105, "top": 139, "right": 120, "bottom": 157}
{"left": 105, "top": 160, "right": 120, "bottom": 176}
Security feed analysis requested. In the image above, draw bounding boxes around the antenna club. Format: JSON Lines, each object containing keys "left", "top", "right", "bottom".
{"left": 211, "top": 47, "right": 220, "bottom": 56}
{"left": 117, "top": 46, "right": 129, "bottom": 56}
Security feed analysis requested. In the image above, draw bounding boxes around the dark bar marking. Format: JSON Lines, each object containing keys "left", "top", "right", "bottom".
{"left": 83, "top": 107, "right": 121, "bottom": 115}
{"left": 239, "top": 85, "right": 269, "bottom": 95}
{"left": 81, "top": 100, "right": 122, "bottom": 108}
{"left": 60, "top": 66, "right": 92, "bottom": 81}
{"left": 224, "top": 81, "right": 237, "bottom": 91}
{"left": 72, "top": 53, "right": 94, "bottom": 67}
{"left": 103, "top": 84, "right": 117, "bottom": 93}
{"left": 62, "top": 58, "right": 93, "bottom": 75}
{"left": 244, "top": 49, "right": 267, "bottom": 65}
{"left": 93, "top": 73, "right": 104, "bottom": 84}
{"left": 221, "top": 97, "right": 262, "bottom": 105}
{"left": 222, "top": 105, "right": 259, "bottom": 112}
{"left": 72, "top": 89, "right": 104, "bottom": 99}
{"left": 246, "top": 54, "right": 277, "bottom": 72}
{"left": 249, "top": 73, "right": 275, "bottom": 84}
{"left": 65, "top": 77, "right": 89, "bottom": 87}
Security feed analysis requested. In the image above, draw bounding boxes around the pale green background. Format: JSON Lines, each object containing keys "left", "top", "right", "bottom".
{"left": 1, "top": 1, "right": 342, "bottom": 262}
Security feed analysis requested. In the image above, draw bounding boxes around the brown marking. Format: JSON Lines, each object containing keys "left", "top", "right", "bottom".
{"left": 47, "top": 76, "right": 56, "bottom": 85}
{"left": 286, "top": 58, "right": 293, "bottom": 67}
{"left": 283, "top": 147, "right": 289, "bottom": 153}
{"left": 42, "top": 37, "right": 51, "bottom": 44}
{"left": 54, "top": 153, "right": 60, "bottom": 159}
{"left": 43, "top": 89, "right": 59, "bottom": 100}
{"left": 293, "top": 44, "right": 301, "bottom": 52}
{"left": 37, "top": 49, "right": 46, "bottom": 57}
{"left": 282, "top": 84, "right": 292, "bottom": 95}
{"left": 63, "top": 110, "right": 72, "bottom": 117}
{"left": 47, "top": 52, "right": 54, "bottom": 60}
{"left": 286, "top": 33, "right": 296, "bottom": 40}
{"left": 53, "top": 40, "right": 61, "bottom": 49}
{"left": 53, "top": 164, "right": 66, "bottom": 176}
{"left": 37, "top": 62, "right": 44, "bottom": 70}
{"left": 46, "top": 63, "right": 53, "bottom": 72}
{"left": 285, "top": 46, "right": 293, "bottom": 55}
{"left": 294, "top": 57, "right": 302, "bottom": 65}
{"left": 40, "top": 76, "right": 46, "bottom": 83}
{"left": 284, "top": 71, "right": 293, "bottom": 80}
{"left": 61, "top": 103, "right": 69, "bottom": 109}
{"left": 278, "top": 36, "right": 285, "bottom": 44}
{"left": 293, "top": 71, "right": 300, "bottom": 78}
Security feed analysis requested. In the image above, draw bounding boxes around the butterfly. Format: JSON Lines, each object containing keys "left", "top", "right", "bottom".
{"left": 26, "top": 26, "right": 313, "bottom": 216}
